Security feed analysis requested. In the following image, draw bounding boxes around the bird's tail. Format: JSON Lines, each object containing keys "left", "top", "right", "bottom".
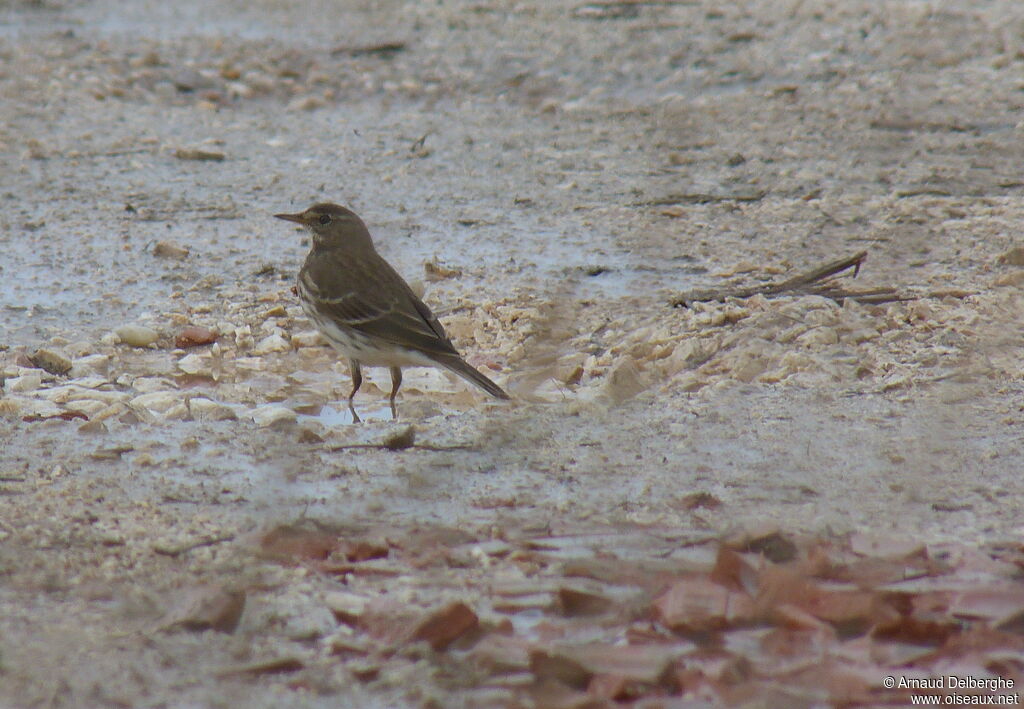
{"left": 437, "top": 355, "right": 510, "bottom": 400}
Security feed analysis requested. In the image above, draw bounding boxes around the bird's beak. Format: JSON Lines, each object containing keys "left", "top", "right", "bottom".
{"left": 274, "top": 212, "right": 306, "bottom": 224}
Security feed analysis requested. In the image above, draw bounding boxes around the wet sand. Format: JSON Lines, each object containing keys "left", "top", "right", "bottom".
{"left": 2, "top": 0, "right": 1024, "bottom": 706}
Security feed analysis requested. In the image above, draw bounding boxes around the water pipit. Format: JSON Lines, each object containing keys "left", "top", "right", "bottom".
{"left": 275, "top": 203, "right": 509, "bottom": 420}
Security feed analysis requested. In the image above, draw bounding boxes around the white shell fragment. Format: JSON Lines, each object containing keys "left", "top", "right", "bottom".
{"left": 178, "top": 353, "right": 212, "bottom": 376}
{"left": 250, "top": 405, "right": 296, "bottom": 427}
{"left": 6, "top": 373, "right": 43, "bottom": 393}
{"left": 129, "top": 391, "right": 182, "bottom": 415}
{"left": 115, "top": 325, "right": 160, "bottom": 347}
{"left": 254, "top": 334, "right": 291, "bottom": 354}
{"left": 189, "top": 397, "right": 238, "bottom": 421}
{"left": 290, "top": 331, "right": 325, "bottom": 348}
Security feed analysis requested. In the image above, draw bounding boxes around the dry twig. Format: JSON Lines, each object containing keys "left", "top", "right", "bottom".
{"left": 671, "top": 251, "right": 914, "bottom": 307}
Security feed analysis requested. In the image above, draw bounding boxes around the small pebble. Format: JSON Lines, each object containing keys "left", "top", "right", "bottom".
{"left": 154, "top": 241, "right": 190, "bottom": 259}
{"left": 602, "top": 357, "right": 647, "bottom": 403}
{"left": 291, "top": 331, "right": 324, "bottom": 348}
{"left": 189, "top": 397, "right": 237, "bottom": 421}
{"left": 130, "top": 391, "right": 182, "bottom": 414}
{"left": 287, "top": 95, "right": 325, "bottom": 112}
{"left": 993, "top": 271, "right": 1024, "bottom": 287}
{"left": 997, "top": 246, "right": 1024, "bottom": 266}
{"left": 78, "top": 419, "right": 108, "bottom": 435}
{"left": 116, "top": 325, "right": 160, "bottom": 347}
{"left": 29, "top": 348, "right": 72, "bottom": 375}
{"left": 254, "top": 333, "right": 291, "bottom": 354}
{"left": 6, "top": 373, "right": 42, "bottom": 393}
{"left": 132, "top": 377, "right": 175, "bottom": 393}
{"left": 174, "top": 147, "right": 225, "bottom": 161}
{"left": 165, "top": 403, "right": 190, "bottom": 420}
{"left": 383, "top": 426, "right": 416, "bottom": 450}
{"left": 251, "top": 405, "right": 296, "bottom": 427}
{"left": 69, "top": 354, "right": 110, "bottom": 378}
{"left": 176, "top": 326, "right": 218, "bottom": 348}
{"left": 178, "top": 353, "right": 212, "bottom": 375}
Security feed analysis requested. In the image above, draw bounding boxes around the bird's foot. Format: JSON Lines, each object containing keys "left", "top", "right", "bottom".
{"left": 347, "top": 400, "right": 362, "bottom": 424}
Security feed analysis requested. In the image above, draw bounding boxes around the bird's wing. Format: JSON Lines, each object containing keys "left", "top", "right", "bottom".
{"left": 301, "top": 250, "right": 460, "bottom": 357}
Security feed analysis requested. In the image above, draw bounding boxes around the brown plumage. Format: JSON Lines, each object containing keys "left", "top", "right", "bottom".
{"left": 274, "top": 203, "right": 509, "bottom": 419}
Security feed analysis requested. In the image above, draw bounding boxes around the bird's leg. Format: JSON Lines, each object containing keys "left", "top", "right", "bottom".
{"left": 347, "top": 359, "right": 363, "bottom": 424}
{"left": 389, "top": 366, "right": 403, "bottom": 420}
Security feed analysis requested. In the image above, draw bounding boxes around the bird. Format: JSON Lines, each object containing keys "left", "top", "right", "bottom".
{"left": 274, "top": 202, "right": 509, "bottom": 420}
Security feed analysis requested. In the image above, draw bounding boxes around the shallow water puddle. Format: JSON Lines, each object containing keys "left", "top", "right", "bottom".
{"left": 297, "top": 403, "right": 394, "bottom": 426}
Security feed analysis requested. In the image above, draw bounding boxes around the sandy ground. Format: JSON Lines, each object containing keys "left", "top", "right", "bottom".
{"left": 2, "top": 0, "right": 1024, "bottom": 706}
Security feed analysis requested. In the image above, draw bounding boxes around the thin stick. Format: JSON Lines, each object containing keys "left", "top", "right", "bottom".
{"left": 153, "top": 534, "right": 235, "bottom": 558}
{"left": 671, "top": 251, "right": 915, "bottom": 307}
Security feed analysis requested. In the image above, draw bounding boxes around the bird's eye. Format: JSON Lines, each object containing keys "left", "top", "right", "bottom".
{"left": 318, "top": 214, "right": 331, "bottom": 225}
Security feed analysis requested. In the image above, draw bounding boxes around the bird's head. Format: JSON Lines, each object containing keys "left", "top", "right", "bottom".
{"left": 274, "top": 203, "right": 373, "bottom": 249}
